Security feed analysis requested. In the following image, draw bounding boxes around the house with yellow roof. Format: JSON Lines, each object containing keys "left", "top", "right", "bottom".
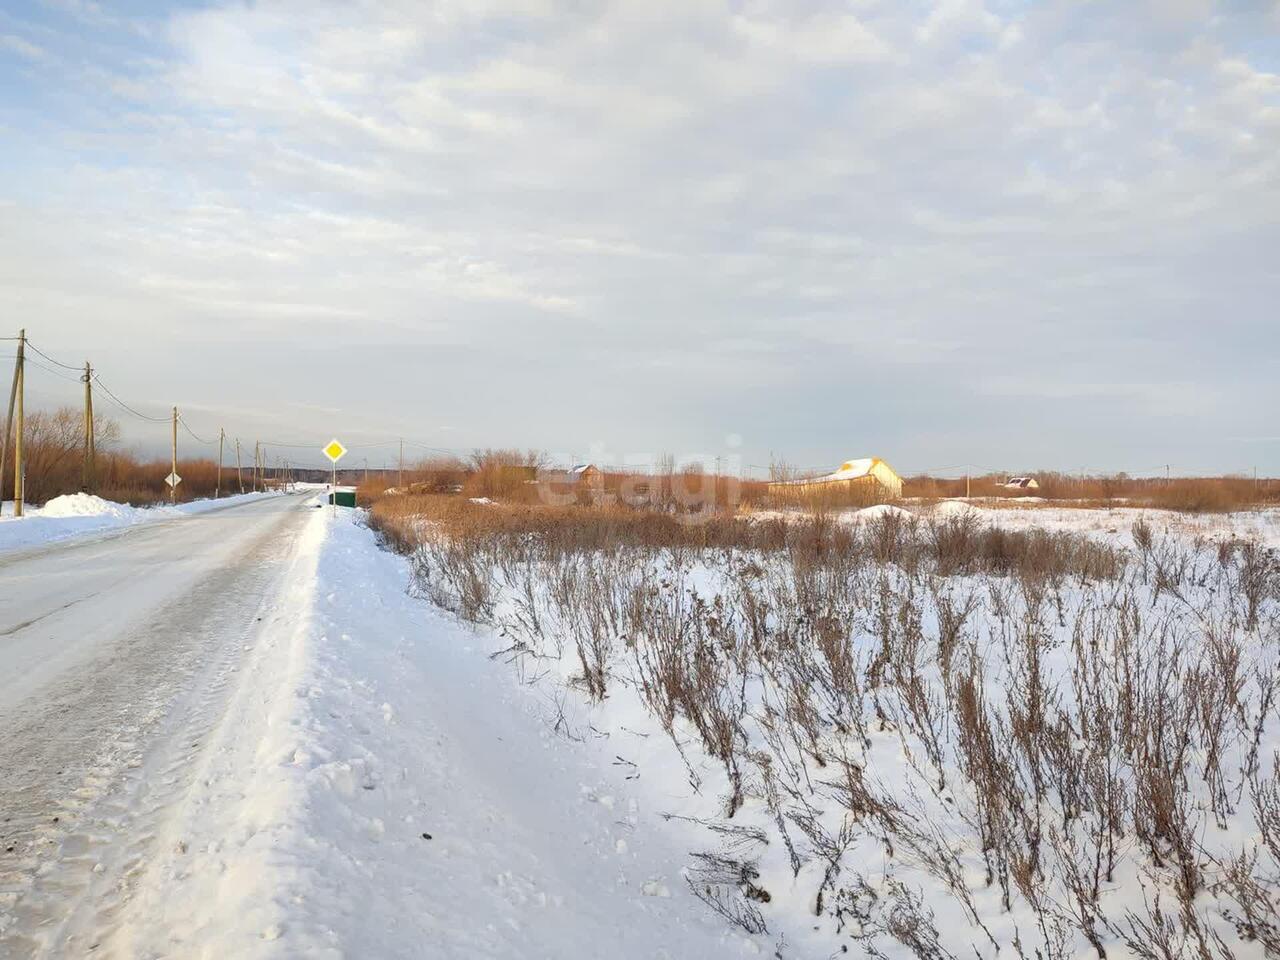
{"left": 767, "top": 457, "right": 903, "bottom": 502}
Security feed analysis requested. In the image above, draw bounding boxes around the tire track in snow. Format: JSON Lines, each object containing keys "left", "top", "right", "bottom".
{"left": 0, "top": 495, "right": 314, "bottom": 957}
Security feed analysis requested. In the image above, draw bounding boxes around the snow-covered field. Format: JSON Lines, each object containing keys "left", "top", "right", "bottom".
{"left": 379, "top": 499, "right": 1280, "bottom": 958}
{"left": 757, "top": 499, "right": 1280, "bottom": 551}
{"left": 944, "top": 499, "right": 1280, "bottom": 549}
{"left": 0, "top": 491, "right": 277, "bottom": 555}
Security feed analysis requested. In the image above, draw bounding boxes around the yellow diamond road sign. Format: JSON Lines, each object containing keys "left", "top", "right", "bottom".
{"left": 322, "top": 439, "right": 348, "bottom": 464}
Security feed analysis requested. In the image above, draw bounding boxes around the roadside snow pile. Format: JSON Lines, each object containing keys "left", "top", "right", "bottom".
{"left": 0, "top": 491, "right": 276, "bottom": 555}
{"left": 852, "top": 503, "right": 914, "bottom": 521}
{"left": 933, "top": 498, "right": 982, "bottom": 518}
{"left": 37, "top": 493, "right": 160, "bottom": 520}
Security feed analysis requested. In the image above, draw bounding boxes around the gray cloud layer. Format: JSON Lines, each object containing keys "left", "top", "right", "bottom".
{"left": 1, "top": 0, "right": 1278, "bottom": 474}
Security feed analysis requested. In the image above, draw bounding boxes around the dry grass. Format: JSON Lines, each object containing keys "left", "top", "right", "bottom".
{"left": 906, "top": 472, "right": 1277, "bottom": 512}
{"left": 369, "top": 495, "right": 1122, "bottom": 584}
{"left": 95, "top": 455, "right": 229, "bottom": 504}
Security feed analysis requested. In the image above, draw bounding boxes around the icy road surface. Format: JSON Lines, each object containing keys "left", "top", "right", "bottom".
{"left": 0, "top": 493, "right": 314, "bottom": 956}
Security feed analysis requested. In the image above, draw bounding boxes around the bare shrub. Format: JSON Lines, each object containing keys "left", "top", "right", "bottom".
{"left": 368, "top": 480, "right": 1277, "bottom": 956}
{"left": 686, "top": 851, "right": 770, "bottom": 935}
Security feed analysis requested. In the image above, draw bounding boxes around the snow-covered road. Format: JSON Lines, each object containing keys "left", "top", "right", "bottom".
{"left": 0, "top": 492, "right": 315, "bottom": 956}
{"left": 0, "top": 498, "right": 751, "bottom": 959}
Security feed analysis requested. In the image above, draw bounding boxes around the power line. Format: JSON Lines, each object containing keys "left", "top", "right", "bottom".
{"left": 14, "top": 355, "right": 84, "bottom": 383}
{"left": 259, "top": 439, "right": 324, "bottom": 450}
{"left": 178, "top": 415, "right": 216, "bottom": 445}
{"left": 24, "top": 339, "right": 84, "bottom": 372}
{"left": 401, "top": 439, "right": 468, "bottom": 455}
{"left": 91, "top": 374, "right": 170, "bottom": 423}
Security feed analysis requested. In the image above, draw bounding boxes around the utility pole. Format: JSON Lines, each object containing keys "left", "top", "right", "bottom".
{"left": 364, "top": 457, "right": 369, "bottom": 482}
{"left": 12, "top": 330, "right": 25, "bottom": 517}
{"left": 253, "top": 442, "right": 261, "bottom": 492}
{"left": 966, "top": 471, "right": 971, "bottom": 499}
{"left": 399, "top": 437, "right": 404, "bottom": 489}
{"left": 236, "top": 439, "right": 244, "bottom": 494}
{"left": 217, "top": 428, "right": 225, "bottom": 499}
{"left": 1, "top": 329, "right": 23, "bottom": 518}
{"left": 170, "top": 406, "right": 178, "bottom": 505}
{"left": 82, "top": 362, "right": 96, "bottom": 493}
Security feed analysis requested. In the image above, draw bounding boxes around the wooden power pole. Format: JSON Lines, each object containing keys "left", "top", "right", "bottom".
{"left": 399, "top": 437, "right": 404, "bottom": 489}
{"left": 217, "top": 428, "right": 225, "bottom": 499}
{"left": 12, "top": 330, "right": 25, "bottom": 517}
{"left": 1, "top": 329, "right": 23, "bottom": 517}
{"left": 236, "top": 439, "right": 244, "bottom": 494}
{"left": 82, "top": 361, "right": 96, "bottom": 493}
{"left": 170, "top": 406, "right": 178, "bottom": 504}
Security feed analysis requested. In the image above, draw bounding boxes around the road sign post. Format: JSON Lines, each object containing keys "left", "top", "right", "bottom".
{"left": 322, "top": 439, "right": 348, "bottom": 514}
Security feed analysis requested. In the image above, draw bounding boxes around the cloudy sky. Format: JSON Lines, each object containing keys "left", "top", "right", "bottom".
{"left": 1, "top": 0, "right": 1277, "bottom": 476}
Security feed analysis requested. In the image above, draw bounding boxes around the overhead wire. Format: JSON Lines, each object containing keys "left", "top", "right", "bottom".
{"left": 177, "top": 416, "right": 216, "bottom": 446}
{"left": 15, "top": 355, "right": 84, "bottom": 383}
{"left": 259, "top": 439, "right": 325, "bottom": 450}
{"left": 6, "top": 349, "right": 470, "bottom": 458}
{"left": 91, "top": 374, "right": 170, "bottom": 423}
{"left": 24, "top": 339, "right": 84, "bottom": 372}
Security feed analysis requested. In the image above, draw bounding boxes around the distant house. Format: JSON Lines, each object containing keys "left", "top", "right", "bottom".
{"left": 768, "top": 457, "right": 904, "bottom": 501}
{"left": 1004, "top": 476, "right": 1040, "bottom": 490}
{"left": 538, "top": 463, "right": 603, "bottom": 489}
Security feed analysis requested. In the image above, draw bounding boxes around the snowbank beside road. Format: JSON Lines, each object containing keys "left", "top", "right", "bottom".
{"left": 112, "top": 507, "right": 753, "bottom": 959}
{"left": 0, "top": 492, "right": 277, "bottom": 555}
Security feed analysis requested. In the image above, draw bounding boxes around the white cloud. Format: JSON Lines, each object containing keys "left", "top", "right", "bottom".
{"left": 0, "top": 0, "right": 1277, "bottom": 471}
{"left": 731, "top": 12, "right": 896, "bottom": 64}
{"left": 1, "top": 33, "right": 45, "bottom": 60}
{"left": 916, "top": 0, "right": 1004, "bottom": 46}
